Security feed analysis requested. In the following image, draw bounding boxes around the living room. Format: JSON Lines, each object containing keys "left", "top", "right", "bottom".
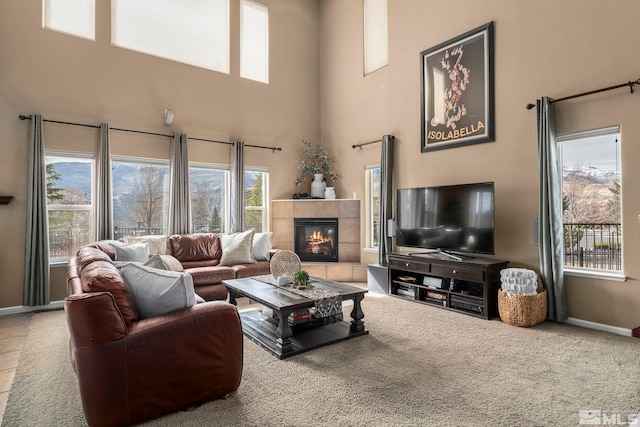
{"left": 1, "top": 0, "right": 640, "bottom": 425}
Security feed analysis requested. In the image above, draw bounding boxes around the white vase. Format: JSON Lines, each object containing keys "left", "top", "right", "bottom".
{"left": 310, "top": 174, "right": 326, "bottom": 198}
{"left": 324, "top": 187, "right": 336, "bottom": 199}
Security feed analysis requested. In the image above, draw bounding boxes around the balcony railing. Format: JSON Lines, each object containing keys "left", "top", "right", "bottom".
{"left": 564, "top": 223, "right": 621, "bottom": 271}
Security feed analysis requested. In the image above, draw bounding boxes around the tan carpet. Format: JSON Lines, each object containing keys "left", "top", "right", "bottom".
{"left": 3, "top": 293, "right": 640, "bottom": 427}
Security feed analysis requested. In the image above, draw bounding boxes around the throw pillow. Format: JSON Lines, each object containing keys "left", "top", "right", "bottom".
{"left": 122, "top": 235, "right": 167, "bottom": 255}
{"left": 114, "top": 243, "right": 149, "bottom": 262}
{"left": 220, "top": 229, "right": 256, "bottom": 266}
{"left": 252, "top": 232, "right": 273, "bottom": 261}
{"left": 143, "top": 254, "right": 184, "bottom": 272}
{"left": 120, "top": 263, "right": 196, "bottom": 320}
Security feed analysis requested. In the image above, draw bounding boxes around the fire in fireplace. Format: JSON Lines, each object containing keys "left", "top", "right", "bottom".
{"left": 294, "top": 218, "right": 339, "bottom": 262}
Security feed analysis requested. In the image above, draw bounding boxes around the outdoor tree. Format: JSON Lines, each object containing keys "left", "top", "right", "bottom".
{"left": 126, "top": 166, "right": 165, "bottom": 229}
{"left": 46, "top": 164, "right": 64, "bottom": 203}
{"left": 245, "top": 172, "right": 264, "bottom": 232}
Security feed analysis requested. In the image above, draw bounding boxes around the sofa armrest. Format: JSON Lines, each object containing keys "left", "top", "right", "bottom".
{"left": 73, "top": 301, "right": 243, "bottom": 427}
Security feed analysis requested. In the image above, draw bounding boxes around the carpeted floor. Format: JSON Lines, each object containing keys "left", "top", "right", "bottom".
{"left": 3, "top": 293, "right": 640, "bottom": 427}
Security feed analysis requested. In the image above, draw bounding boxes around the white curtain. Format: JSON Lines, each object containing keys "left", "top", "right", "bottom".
{"left": 229, "top": 140, "right": 245, "bottom": 232}
{"left": 24, "top": 114, "right": 50, "bottom": 306}
{"left": 536, "top": 97, "right": 568, "bottom": 322}
{"left": 97, "top": 123, "right": 113, "bottom": 240}
{"left": 168, "top": 133, "right": 192, "bottom": 235}
{"left": 378, "top": 135, "right": 394, "bottom": 265}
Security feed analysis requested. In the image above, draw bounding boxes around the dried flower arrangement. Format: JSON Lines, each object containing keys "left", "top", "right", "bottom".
{"left": 295, "top": 140, "right": 340, "bottom": 186}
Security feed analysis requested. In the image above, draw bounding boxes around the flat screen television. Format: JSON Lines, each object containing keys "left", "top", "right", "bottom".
{"left": 395, "top": 182, "right": 495, "bottom": 257}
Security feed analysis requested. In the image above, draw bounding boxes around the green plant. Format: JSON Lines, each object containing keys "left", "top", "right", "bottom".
{"left": 293, "top": 270, "right": 311, "bottom": 288}
{"left": 295, "top": 140, "right": 340, "bottom": 186}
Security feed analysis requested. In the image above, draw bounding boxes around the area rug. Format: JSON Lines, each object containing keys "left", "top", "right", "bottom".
{"left": 3, "top": 293, "right": 640, "bottom": 427}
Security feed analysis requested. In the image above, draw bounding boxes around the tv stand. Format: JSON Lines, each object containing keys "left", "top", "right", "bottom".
{"left": 387, "top": 253, "right": 508, "bottom": 319}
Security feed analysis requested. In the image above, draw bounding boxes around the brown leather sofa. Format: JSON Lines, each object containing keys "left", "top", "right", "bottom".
{"left": 83, "top": 233, "right": 275, "bottom": 301}
{"left": 165, "top": 233, "right": 275, "bottom": 300}
{"left": 64, "top": 244, "right": 244, "bottom": 427}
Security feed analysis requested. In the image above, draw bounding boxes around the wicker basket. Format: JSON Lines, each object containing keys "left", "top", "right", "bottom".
{"left": 498, "top": 289, "right": 547, "bottom": 327}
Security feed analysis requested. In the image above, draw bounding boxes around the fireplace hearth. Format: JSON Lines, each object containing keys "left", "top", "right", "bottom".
{"left": 294, "top": 218, "right": 339, "bottom": 262}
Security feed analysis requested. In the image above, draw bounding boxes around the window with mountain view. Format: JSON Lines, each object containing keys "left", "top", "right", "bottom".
{"left": 112, "top": 158, "right": 170, "bottom": 240}
{"left": 365, "top": 165, "right": 381, "bottom": 248}
{"left": 46, "top": 154, "right": 94, "bottom": 262}
{"left": 558, "top": 126, "right": 622, "bottom": 273}
{"left": 245, "top": 169, "right": 268, "bottom": 232}
{"left": 190, "top": 164, "right": 228, "bottom": 233}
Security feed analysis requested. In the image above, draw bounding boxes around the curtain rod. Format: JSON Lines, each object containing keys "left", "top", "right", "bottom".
{"left": 18, "top": 114, "right": 282, "bottom": 151}
{"left": 19, "top": 114, "right": 172, "bottom": 138}
{"left": 525, "top": 78, "right": 640, "bottom": 110}
{"left": 352, "top": 139, "right": 382, "bottom": 149}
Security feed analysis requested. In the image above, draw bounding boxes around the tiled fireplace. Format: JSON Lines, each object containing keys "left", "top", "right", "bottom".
{"left": 294, "top": 218, "right": 339, "bottom": 262}
{"left": 271, "top": 199, "right": 360, "bottom": 264}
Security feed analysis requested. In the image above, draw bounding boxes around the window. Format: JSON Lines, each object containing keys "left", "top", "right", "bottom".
{"left": 244, "top": 169, "right": 269, "bottom": 232}
{"left": 365, "top": 165, "right": 381, "bottom": 248}
{"left": 111, "top": 0, "right": 230, "bottom": 73}
{"left": 43, "top": 0, "right": 95, "bottom": 40}
{"left": 46, "top": 153, "right": 94, "bottom": 262}
{"left": 363, "top": 0, "right": 388, "bottom": 75}
{"left": 112, "top": 158, "right": 170, "bottom": 240}
{"left": 558, "top": 126, "right": 622, "bottom": 273}
{"left": 190, "top": 164, "right": 229, "bottom": 233}
{"left": 240, "top": 0, "right": 269, "bottom": 83}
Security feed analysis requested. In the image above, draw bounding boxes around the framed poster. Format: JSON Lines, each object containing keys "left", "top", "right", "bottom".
{"left": 420, "top": 22, "right": 494, "bottom": 152}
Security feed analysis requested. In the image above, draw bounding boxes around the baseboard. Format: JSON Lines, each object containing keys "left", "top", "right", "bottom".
{"left": 565, "top": 317, "right": 632, "bottom": 337}
{"left": 0, "top": 301, "right": 64, "bottom": 316}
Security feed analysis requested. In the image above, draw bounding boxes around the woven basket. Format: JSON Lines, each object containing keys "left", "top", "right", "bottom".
{"left": 498, "top": 289, "right": 547, "bottom": 327}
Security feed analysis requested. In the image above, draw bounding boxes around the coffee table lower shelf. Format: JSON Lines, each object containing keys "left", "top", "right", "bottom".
{"left": 240, "top": 309, "right": 369, "bottom": 359}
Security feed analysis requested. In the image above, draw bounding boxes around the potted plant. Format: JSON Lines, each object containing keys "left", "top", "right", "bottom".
{"left": 295, "top": 140, "right": 340, "bottom": 194}
{"left": 293, "top": 270, "right": 311, "bottom": 289}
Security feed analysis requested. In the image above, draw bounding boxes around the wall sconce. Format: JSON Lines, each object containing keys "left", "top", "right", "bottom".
{"left": 164, "top": 109, "right": 175, "bottom": 125}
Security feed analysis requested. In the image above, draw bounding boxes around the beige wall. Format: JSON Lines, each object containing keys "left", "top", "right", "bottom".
{"left": 319, "top": 0, "right": 640, "bottom": 329}
{"left": 0, "top": 0, "right": 320, "bottom": 307}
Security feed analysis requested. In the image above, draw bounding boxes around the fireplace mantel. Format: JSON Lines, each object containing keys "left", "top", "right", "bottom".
{"left": 272, "top": 199, "right": 360, "bottom": 263}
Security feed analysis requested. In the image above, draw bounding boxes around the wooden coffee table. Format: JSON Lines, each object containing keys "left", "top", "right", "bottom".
{"left": 223, "top": 277, "right": 368, "bottom": 359}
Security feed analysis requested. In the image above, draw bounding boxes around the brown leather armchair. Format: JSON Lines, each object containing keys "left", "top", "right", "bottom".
{"left": 65, "top": 247, "right": 243, "bottom": 427}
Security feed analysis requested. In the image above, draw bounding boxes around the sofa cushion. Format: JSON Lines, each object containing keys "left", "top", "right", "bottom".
{"left": 76, "top": 246, "right": 114, "bottom": 272}
{"left": 184, "top": 266, "right": 236, "bottom": 286}
{"left": 80, "top": 260, "right": 139, "bottom": 325}
{"left": 252, "top": 232, "right": 273, "bottom": 261}
{"left": 220, "top": 229, "right": 256, "bottom": 266}
{"left": 169, "top": 233, "right": 222, "bottom": 263}
{"left": 232, "top": 261, "right": 272, "bottom": 279}
{"left": 114, "top": 243, "right": 150, "bottom": 262}
{"left": 122, "top": 235, "right": 167, "bottom": 255}
{"left": 83, "top": 240, "right": 123, "bottom": 261}
{"left": 120, "top": 263, "right": 196, "bottom": 320}
{"left": 143, "top": 254, "right": 184, "bottom": 272}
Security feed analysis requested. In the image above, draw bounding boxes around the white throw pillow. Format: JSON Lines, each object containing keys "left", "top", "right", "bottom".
{"left": 122, "top": 235, "right": 167, "bottom": 255}
{"left": 220, "top": 229, "right": 256, "bottom": 266}
{"left": 120, "top": 263, "right": 196, "bottom": 320}
{"left": 114, "top": 243, "right": 149, "bottom": 262}
{"left": 252, "top": 232, "right": 273, "bottom": 261}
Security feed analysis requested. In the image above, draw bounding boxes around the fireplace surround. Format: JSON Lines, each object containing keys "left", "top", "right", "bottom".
{"left": 294, "top": 218, "right": 339, "bottom": 262}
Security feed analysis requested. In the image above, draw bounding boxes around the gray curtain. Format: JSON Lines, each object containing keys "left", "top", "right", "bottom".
{"left": 229, "top": 140, "right": 245, "bottom": 232}
{"left": 378, "top": 135, "right": 394, "bottom": 266}
{"left": 536, "top": 97, "right": 568, "bottom": 322}
{"left": 24, "top": 114, "right": 50, "bottom": 306}
{"left": 168, "top": 133, "right": 192, "bottom": 235}
{"left": 97, "top": 123, "right": 113, "bottom": 240}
